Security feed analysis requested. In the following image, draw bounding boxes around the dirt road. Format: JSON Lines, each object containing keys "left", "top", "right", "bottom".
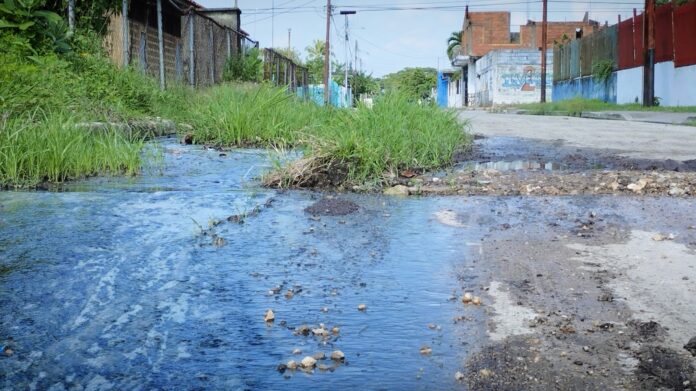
{"left": 422, "top": 111, "right": 696, "bottom": 390}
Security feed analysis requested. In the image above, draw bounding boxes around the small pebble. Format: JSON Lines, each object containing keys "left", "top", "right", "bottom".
{"left": 420, "top": 346, "right": 432, "bottom": 355}
{"left": 287, "top": 360, "right": 298, "bottom": 370}
{"left": 301, "top": 356, "right": 317, "bottom": 369}
{"left": 264, "top": 309, "right": 275, "bottom": 323}
{"left": 462, "top": 293, "right": 473, "bottom": 303}
{"left": 330, "top": 350, "right": 345, "bottom": 361}
{"left": 479, "top": 369, "right": 493, "bottom": 378}
{"left": 455, "top": 371, "right": 465, "bottom": 381}
{"left": 472, "top": 296, "right": 482, "bottom": 306}
{"left": 292, "top": 348, "right": 302, "bottom": 355}
{"left": 331, "top": 326, "right": 340, "bottom": 335}
{"left": 583, "top": 346, "right": 590, "bottom": 352}
{"left": 358, "top": 304, "right": 367, "bottom": 311}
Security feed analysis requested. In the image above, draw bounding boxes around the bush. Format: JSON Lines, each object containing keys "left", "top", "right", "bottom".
{"left": 222, "top": 48, "right": 262, "bottom": 83}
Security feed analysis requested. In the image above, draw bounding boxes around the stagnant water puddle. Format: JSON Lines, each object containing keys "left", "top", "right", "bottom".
{"left": 0, "top": 139, "right": 487, "bottom": 390}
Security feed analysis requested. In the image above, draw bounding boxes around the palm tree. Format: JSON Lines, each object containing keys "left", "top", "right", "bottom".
{"left": 447, "top": 31, "right": 462, "bottom": 59}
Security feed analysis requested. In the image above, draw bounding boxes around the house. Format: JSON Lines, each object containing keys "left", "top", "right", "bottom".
{"left": 437, "top": 69, "right": 463, "bottom": 108}
{"left": 450, "top": 8, "right": 600, "bottom": 106}
{"left": 104, "top": 0, "right": 256, "bottom": 88}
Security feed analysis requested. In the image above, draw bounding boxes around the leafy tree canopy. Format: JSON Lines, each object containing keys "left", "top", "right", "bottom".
{"left": 382, "top": 67, "right": 437, "bottom": 101}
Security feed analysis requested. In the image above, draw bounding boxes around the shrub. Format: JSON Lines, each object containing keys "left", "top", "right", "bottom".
{"left": 222, "top": 47, "right": 263, "bottom": 83}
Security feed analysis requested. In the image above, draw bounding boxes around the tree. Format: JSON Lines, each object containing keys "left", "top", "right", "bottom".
{"left": 304, "top": 39, "right": 344, "bottom": 85}
{"left": 446, "top": 31, "right": 462, "bottom": 59}
{"left": 382, "top": 67, "right": 437, "bottom": 101}
{"left": 349, "top": 71, "right": 379, "bottom": 102}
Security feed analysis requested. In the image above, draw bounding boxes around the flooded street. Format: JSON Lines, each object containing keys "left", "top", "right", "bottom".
{"left": 0, "top": 141, "right": 485, "bottom": 390}
{"left": 2, "top": 138, "right": 696, "bottom": 390}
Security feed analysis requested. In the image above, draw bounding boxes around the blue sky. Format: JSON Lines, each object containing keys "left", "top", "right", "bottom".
{"left": 198, "top": 0, "right": 645, "bottom": 77}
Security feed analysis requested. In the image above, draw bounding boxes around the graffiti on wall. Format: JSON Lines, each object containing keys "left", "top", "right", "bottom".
{"left": 501, "top": 66, "right": 542, "bottom": 91}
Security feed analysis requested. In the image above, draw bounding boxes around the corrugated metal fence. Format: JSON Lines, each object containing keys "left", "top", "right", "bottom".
{"left": 555, "top": 2, "right": 696, "bottom": 83}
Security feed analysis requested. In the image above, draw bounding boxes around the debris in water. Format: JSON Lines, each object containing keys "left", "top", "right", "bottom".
{"left": 317, "top": 364, "right": 332, "bottom": 371}
{"left": 479, "top": 369, "right": 493, "bottom": 378}
{"left": 264, "top": 309, "right": 275, "bottom": 323}
{"left": 287, "top": 360, "right": 298, "bottom": 370}
{"left": 420, "top": 346, "right": 432, "bottom": 355}
{"left": 462, "top": 293, "right": 473, "bottom": 304}
{"left": 213, "top": 236, "right": 226, "bottom": 247}
{"left": 321, "top": 307, "right": 329, "bottom": 313}
{"left": 358, "top": 304, "right": 367, "bottom": 311}
{"left": 652, "top": 233, "right": 675, "bottom": 241}
{"left": 292, "top": 348, "right": 302, "bottom": 355}
{"left": 472, "top": 296, "right": 482, "bottom": 306}
{"left": 277, "top": 364, "right": 288, "bottom": 373}
{"left": 312, "top": 327, "right": 329, "bottom": 337}
{"left": 331, "top": 326, "right": 340, "bottom": 335}
{"left": 301, "top": 356, "right": 317, "bottom": 369}
{"left": 295, "top": 325, "right": 311, "bottom": 336}
{"left": 455, "top": 371, "right": 465, "bottom": 381}
{"left": 284, "top": 290, "right": 294, "bottom": 300}
{"left": 269, "top": 286, "right": 281, "bottom": 295}
{"left": 331, "top": 350, "right": 345, "bottom": 362}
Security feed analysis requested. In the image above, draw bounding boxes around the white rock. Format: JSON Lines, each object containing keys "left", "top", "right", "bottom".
{"left": 462, "top": 293, "right": 473, "bottom": 304}
{"left": 264, "top": 309, "right": 275, "bottom": 322}
{"left": 358, "top": 304, "right": 367, "bottom": 311}
{"left": 301, "top": 356, "right": 317, "bottom": 369}
{"left": 287, "top": 360, "right": 298, "bottom": 370}
{"left": 383, "top": 185, "right": 410, "bottom": 196}
{"left": 455, "top": 371, "right": 465, "bottom": 381}
{"left": 330, "top": 350, "right": 345, "bottom": 361}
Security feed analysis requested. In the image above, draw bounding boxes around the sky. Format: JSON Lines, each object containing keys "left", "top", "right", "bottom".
{"left": 198, "top": 0, "right": 646, "bottom": 77}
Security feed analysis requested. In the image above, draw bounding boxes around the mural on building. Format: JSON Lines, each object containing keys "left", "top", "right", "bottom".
{"left": 501, "top": 66, "right": 541, "bottom": 91}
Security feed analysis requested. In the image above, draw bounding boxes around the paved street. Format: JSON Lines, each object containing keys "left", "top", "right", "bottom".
{"left": 459, "top": 111, "right": 696, "bottom": 161}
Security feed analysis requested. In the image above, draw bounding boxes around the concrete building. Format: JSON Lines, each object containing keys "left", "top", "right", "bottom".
{"left": 451, "top": 9, "right": 599, "bottom": 106}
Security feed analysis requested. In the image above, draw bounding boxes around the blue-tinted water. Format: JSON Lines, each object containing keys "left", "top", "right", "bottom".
{"left": 0, "top": 140, "right": 484, "bottom": 390}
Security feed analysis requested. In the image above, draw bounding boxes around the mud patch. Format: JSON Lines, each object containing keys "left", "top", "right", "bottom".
{"left": 465, "top": 337, "right": 605, "bottom": 391}
{"left": 304, "top": 198, "right": 359, "bottom": 216}
{"left": 635, "top": 345, "right": 695, "bottom": 390}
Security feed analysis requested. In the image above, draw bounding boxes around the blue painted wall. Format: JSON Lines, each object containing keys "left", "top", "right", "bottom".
{"left": 552, "top": 73, "right": 617, "bottom": 103}
{"left": 437, "top": 72, "right": 449, "bottom": 107}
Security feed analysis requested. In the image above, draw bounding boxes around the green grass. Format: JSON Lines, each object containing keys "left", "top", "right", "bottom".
{"left": 1, "top": 30, "right": 468, "bottom": 189}
{"left": 181, "top": 85, "right": 469, "bottom": 186}
{"left": 0, "top": 112, "right": 144, "bottom": 188}
{"left": 511, "top": 98, "right": 696, "bottom": 116}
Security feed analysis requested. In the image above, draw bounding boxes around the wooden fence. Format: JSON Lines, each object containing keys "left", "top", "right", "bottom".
{"left": 263, "top": 49, "right": 309, "bottom": 94}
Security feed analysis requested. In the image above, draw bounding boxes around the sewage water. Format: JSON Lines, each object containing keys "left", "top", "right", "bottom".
{"left": 0, "top": 140, "right": 485, "bottom": 390}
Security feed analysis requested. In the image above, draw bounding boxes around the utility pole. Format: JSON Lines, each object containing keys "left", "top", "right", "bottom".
{"left": 288, "top": 28, "right": 291, "bottom": 51}
{"left": 156, "top": 0, "right": 165, "bottom": 90}
{"left": 340, "top": 10, "right": 356, "bottom": 104}
{"left": 271, "top": 0, "right": 275, "bottom": 48}
{"left": 68, "top": 0, "right": 75, "bottom": 34}
{"left": 643, "top": 0, "right": 656, "bottom": 106}
{"left": 324, "top": 0, "right": 332, "bottom": 106}
{"left": 540, "top": 0, "right": 548, "bottom": 103}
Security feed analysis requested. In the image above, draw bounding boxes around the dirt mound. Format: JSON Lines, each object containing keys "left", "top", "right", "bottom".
{"left": 305, "top": 198, "right": 359, "bottom": 216}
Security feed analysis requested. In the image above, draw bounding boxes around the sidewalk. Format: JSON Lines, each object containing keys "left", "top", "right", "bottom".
{"left": 580, "top": 111, "right": 696, "bottom": 125}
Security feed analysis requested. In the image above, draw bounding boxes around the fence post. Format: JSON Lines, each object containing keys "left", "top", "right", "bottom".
{"left": 226, "top": 30, "right": 232, "bottom": 59}
{"left": 189, "top": 13, "right": 195, "bottom": 87}
{"left": 209, "top": 24, "right": 215, "bottom": 84}
{"left": 156, "top": 0, "right": 166, "bottom": 90}
{"left": 122, "top": 0, "right": 130, "bottom": 67}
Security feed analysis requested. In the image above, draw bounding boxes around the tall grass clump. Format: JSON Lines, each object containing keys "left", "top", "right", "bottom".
{"left": 0, "top": 113, "right": 144, "bottom": 188}
{"left": 320, "top": 93, "right": 468, "bottom": 184}
{"left": 184, "top": 84, "right": 327, "bottom": 147}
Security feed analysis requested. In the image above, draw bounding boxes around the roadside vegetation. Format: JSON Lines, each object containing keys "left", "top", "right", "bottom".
{"left": 510, "top": 98, "right": 696, "bottom": 116}
{"left": 176, "top": 85, "right": 467, "bottom": 188}
{"left": 1, "top": 2, "right": 468, "bottom": 190}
